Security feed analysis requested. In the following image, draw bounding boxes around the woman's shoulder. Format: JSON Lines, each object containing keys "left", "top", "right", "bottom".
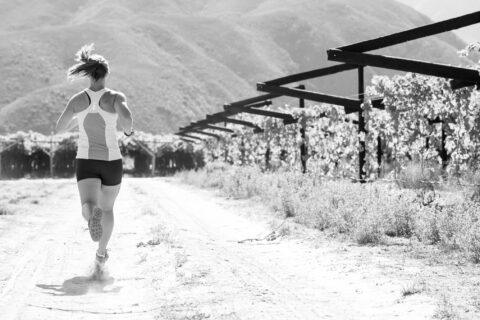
{"left": 70, "top": 90, "right": 90, "bottom": 101}
{"left": 68, "top": 90, "right": 90, "bottom": 112}
{"left": 105, "top": 89, "right": 126, "bottom": 100}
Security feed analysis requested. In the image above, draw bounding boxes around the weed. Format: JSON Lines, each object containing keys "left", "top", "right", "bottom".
{"left": 433, "top": 295, "right": 459, "bottom": 320}
{"left": 401, "top": 280, "right": 425, "bottom": 297}
{"left": 175, "top": 251, "right": 188, "bottom": 270}
{"left": 141, "top": 206, "right": 157, "bottom": 216}
{"left": 137, "top": 224, "right": 175, "bottom": 248}
{"left": 466, "top": 220, "right": 480, "bottom": 263}
{"left": 0, "top": 205, "right": 13, "bottom": 215}
{"left": 177, "top": 163, "right": 480, "bottom": 258}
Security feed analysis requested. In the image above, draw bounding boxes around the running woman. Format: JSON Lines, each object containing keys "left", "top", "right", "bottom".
{"left": 55, "top": 44, "right": 134, "bottom": 265}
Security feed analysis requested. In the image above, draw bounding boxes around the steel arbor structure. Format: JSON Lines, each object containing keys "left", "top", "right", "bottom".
{"left": 176, "top": 11, "right": 480, "bottom": 180}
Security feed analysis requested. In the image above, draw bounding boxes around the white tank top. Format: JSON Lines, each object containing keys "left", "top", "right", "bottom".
{"left": 75, "top": 88, "right": 122, "bottom": 161}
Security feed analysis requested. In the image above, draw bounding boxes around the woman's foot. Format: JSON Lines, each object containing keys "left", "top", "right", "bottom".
{"left": 88, "top": 207, "right": 103, "bottom": 242}
{"left": 93, "top": 250, "right": 109, "bottom": 281}
{"left": 95, "top": 250, "right": 109, "bottom": 264}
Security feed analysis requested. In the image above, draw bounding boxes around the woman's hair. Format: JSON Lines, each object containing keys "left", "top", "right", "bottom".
{"left": 67, "top": 43, "right": 109, "bottom": 81}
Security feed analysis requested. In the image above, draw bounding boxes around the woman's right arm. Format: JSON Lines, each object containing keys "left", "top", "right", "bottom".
{"left": 113, "top": 92, "right": 133, "bottom": 134}
{"left": 55, "top": 96, "right": 77, "bottom": 134}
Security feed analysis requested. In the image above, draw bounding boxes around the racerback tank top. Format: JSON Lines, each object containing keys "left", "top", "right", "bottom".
{"left": 75, "top": 88, "right": 122, "bottom": 161}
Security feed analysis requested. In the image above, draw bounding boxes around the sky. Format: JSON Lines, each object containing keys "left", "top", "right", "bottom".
{"left": 396, "top": 0, "right": 480, "bottom": 44}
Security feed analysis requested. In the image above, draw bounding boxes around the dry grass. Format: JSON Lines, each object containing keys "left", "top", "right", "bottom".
{"left": 137, "top": 223, "right": 176, "bottom": 248}
{"left": 401, "top": 280, "right": 426, "bottom": 297}
{"left": 0, "top": 204, "right": 14, "bottom": 215}
{"left": 178, "top": 163, "right": 480, "bottom": 262}
{"left": 433, "top": 295, "right": 459, "bottom": 319}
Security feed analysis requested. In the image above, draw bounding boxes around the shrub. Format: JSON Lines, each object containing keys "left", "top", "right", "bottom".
{"left": 466, "top": 221, "right": 480, "bottom": 263}
{"left": 0, "top": 205, "right": 13, "bottom": 215}
{"left": 177, "top": 163, "right": 480, "bottom": 259}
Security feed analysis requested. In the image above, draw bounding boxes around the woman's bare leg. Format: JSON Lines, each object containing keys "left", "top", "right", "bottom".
{"left": 97, "top": 183, "right": 121, "bottom": 255}
{"left": 77, "top": 178, "right": 101, "bottom": 222}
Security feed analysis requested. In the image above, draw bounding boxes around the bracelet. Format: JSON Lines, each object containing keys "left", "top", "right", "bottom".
{"left": 124, "top": 130, "right": 134, "bottom": 137}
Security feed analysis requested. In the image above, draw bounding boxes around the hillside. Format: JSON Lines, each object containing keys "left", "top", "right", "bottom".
{"left": 0, "top": 0, "right": 472, "bottom": 134}
{"left": 396, "top": 0, "right": 480, "bottom": 43}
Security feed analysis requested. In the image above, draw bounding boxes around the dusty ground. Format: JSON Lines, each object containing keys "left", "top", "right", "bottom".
{"left": 0, "top": 177, "right": 478, "bottom": 319}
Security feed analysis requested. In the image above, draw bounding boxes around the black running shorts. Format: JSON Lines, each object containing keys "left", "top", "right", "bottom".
{"left": 76, "top": 159, "right": 123, "bottom": 186}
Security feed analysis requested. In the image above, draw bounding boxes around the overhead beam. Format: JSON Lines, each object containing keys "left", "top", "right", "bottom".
{"left": 371, "top": 98, "right": 385, "bottom": 110}
{"left": 226, "top": 100, "right": 272, "bottom": 109}
{"left": 207, "top": 116, "right": 262, "bottom": 130}
{"left": 180, "top": 138, "right": 198, "bottom": 144}
{"left": 229, "top": 93, "right": 282, "bottom": 108}
{"left": 450, "top": 79, "right": 478, "bottom": 90}
{"left": 187, "top": 130, "right": 221, "bottom": 139}
{"left": 225, "top": 84, "right": 306, "bottom": 108}
{"left": 338, "top": 11, "right": 480, "bottom": 52}
{"left": 327, "top": 49, "right": 480, "bottom": 84}
{"left": 224, "top": 105, "right": 297, "bottom": 124}
{"left": 189, "top": 119, "right": 217, "bottom": 127}
{"left": 199, "top": 125, "right": 234, "bottom": 133}
{"left": 178, "top": 126, "right": 191, "bottom": 131}
{"left": 264, "top": 64, "right": 358, "bottom": 86}
{"left": 199, "top": 100, "right": 273, "bottom": 121}
{"left": 257, "top": 82, "right": 362, "bottom": 112}
{"left": 175, "top": 133, "right": 204, "bottom": 141}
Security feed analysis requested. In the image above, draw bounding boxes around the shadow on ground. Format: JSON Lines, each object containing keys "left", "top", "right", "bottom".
{"left": 36, "top": 274, "right": 121, "bottom": 296}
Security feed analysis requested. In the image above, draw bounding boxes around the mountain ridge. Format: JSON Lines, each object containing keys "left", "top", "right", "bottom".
{"left": 0, "top": 0, "right": 472, "bottom": 134}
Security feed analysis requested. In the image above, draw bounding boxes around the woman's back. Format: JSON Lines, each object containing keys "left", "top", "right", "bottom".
{"left": 75, "top": 88, "right": 122, "bottom": 161}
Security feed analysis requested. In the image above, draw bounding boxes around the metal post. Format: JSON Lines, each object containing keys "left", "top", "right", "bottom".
{"left": 49, "top": 133, "right": 54, "bottom": 178}
{"left": 240, "top": 136, "right": 245, "bottom": 165}
{"left": 441, "top": 124, "right": 448, "bottom": 170}
{"left": 265, "top": 146, "right": 270, "bottom": 170}
{"left": 358, "top": 67, "right": 366, "bottom": 181}
{"left": 377, "top": 135, "right": 382, "bottom": 178}
{"left": 151, "top": 155, "right": 156, "bottom": 176}
{"left": 152, "top": 142, "right": 156, "bottom": 176}
{"left": 299, "top": 84, "right": 307, "bottom": 173}
{"left": 224, "top": 140, "right": 229, "bottom": 163}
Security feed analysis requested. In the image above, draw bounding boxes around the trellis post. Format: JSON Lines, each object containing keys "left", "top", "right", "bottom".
{"left": 441, "top": 124, "right": 448, "bottom": 170}
{"left": 377, "top": 135, "right": 383, "bottom": 177}
{"left": 134, "top": 139, "right": 156, "bottom": 176}
{"left": 50, "top": 133, "right": 54, "bottom": 178}
{"left": 265, "top": 141, "right": 270, "bottom": 170}
{"left": 240, "top": 136, "right": 245, "bottom": 165}
{"left": 358, "top": 67, "right": 367, "bottom": 181}
{"left": 299, "top": 98, "right": 307, "bottom": 173}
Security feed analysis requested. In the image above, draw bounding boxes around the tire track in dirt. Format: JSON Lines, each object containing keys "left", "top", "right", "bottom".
{"left": 0, "top": 180, "right": 162, "bottom": 320}
{"left": 133, "top": 179, "right": 324, "bottom": 320}
{"left": 0, "top": 183, "right": 77, "bottom": 320}
{"left": 132, "top": 178, "right": 436, "bottom": 320}
{"left": 0, "top": 178, "right": 438, "bottom": 320}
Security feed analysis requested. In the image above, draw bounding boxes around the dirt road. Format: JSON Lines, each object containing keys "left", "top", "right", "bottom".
{"left": 0, "top": 178, "right": 437, "bottom": 319}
